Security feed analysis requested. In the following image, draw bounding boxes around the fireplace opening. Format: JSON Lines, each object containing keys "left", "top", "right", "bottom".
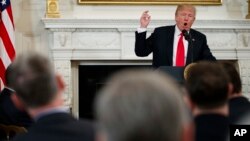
{"left": 78, "top": 64, "right": 151, "bottom": 120}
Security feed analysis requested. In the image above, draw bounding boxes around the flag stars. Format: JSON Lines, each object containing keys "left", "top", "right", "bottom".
{"left": 1, "top": 0, "right": 6, "bottom": 6}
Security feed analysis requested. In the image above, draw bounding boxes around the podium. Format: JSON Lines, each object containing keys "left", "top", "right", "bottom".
{"left": 157, "top": 66, "right": 185, "bottom": 84}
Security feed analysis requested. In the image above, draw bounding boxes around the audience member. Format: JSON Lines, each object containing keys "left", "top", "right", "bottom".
{"left": 0, "top": 64, "right": 33, "bottom": 127}
{"left": 185, "top": 61, "right": 230, "bottom": 141}
{"left": 220, "top": 61, "right": 250, "bottom": 124}
{"left": 95, "top": 69, "right": 194, "bottom": 141}
{"left": 11, "top": 53, "right": 95, "bottom": 141}
{"left": 0, "top": 65, "right": 33, "bottom": 140}
{"left": 0, "top": 64, "right": 33, "bottom": 140}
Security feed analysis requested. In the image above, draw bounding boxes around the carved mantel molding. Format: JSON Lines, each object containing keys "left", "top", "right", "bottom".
{"left": 43, "top": 19, "right": 250, "bottom": 29}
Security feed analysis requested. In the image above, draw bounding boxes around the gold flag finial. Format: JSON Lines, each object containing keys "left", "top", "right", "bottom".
{"left": 46, "top": 0, "right": 60, "bottom": 18}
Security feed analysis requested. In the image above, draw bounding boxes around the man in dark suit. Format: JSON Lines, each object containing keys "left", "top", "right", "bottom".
{"left": 0, "top": 64, "right": 33, "bottom": 140}
{"left": 220, "top": 61, "right": 250, "bottom": 124}
{"left": 11, "top": 53, "right": 95, "bottom": 141}
{"left": 135, "top": 4, "right": 216, "bottom": 68}
{"left": 0, "top": 64, "right": 33, "bottom": 128}
{"left": 186, "top": 61, "right": 229, "bottom": 141}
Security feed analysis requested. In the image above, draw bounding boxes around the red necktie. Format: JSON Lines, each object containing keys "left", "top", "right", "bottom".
{"left": 176, "top": 33, "right": 185, "bottom": 66}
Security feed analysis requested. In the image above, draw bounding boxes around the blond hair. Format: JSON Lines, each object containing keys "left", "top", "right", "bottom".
{"left": 175, "top": 4, "right": 196, "bottom": 16}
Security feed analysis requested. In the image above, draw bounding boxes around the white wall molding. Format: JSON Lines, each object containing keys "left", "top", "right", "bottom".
{"left": 43, "top": 19, "right": 250, "bottom": 29}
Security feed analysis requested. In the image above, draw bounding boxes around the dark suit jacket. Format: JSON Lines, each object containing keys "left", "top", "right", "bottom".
{"left": 135, "top": 25, "right": 216, "bottom": 68}
{"left": 195, "top": 114, "right": 229, "bottom": 141}
{"left": 0, "top": 88, "right": 33, "bottom": 127}
{"left": 229, "top": 96, "right": 250, "bottom": 124}
{"left": 12, "top": 113, "right": 95, "bottom": 141}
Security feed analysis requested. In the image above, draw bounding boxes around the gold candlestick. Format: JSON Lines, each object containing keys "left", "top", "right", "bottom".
{"left": 46, "top": 0, "right": 60, "bottom": 18}
{"left": 246, "top": 0, "right": 250, "bottom": 19}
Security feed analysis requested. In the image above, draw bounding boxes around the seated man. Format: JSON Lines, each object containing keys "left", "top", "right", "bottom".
{"left": 0, "top": 64, "right": 33, "bottom": 140}
{"left": 185, "top": 61, "right": 230, "bottom": 141}
{"left": 0, "top": 64, "right": 33, "bottom": 127}
{"left": 95, "top": 69, "right": 194, "bottom": 141}
{"left": 220, "top": 61, "right": 250, "bottom": 124}
{"left": 11, "top": 53, "right": 96, "bottom": 141}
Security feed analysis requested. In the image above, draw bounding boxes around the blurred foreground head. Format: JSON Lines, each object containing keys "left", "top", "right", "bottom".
{"left": 12, "top": 53, "right": 58, "bottom": 109}
{"left": 95, "top": 69, "right": 193, "bottom": 141}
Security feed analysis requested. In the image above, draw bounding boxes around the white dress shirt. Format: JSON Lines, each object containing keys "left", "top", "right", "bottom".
{"left": 173, "top": 26, "right": 188, "bottom": 66}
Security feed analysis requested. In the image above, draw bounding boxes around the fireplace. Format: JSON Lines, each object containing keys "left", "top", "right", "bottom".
{"left": 78, "top": 62, "right": 151, "bottom": 119}
{"left": 77, "top": 60, "right": 239, "bottom": 119}
{"left": 42, "top": 19, "right": 250, "bottom": 117}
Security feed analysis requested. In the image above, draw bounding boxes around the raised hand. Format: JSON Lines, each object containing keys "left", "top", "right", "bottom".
{"left": 140, "top": 10, "right": 151, "bottom": 28}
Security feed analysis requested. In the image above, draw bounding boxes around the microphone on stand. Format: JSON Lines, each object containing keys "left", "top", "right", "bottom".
{"left": 182, "top": 29, "right": 190, "bottom": 41}
{"left": 182, "top": 23, "right": 193, "bottom": 63}
{"left": 182, "top": 23, "right": 190, "bottom": 40}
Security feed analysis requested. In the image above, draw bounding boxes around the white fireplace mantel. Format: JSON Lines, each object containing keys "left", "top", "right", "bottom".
{"left": 42, "top": 18, "right": 250, "bottom": 116}
{"left": 42, "top": 19, "right": 250, "bottom": 29}
{"left": 42, "top": 19, "right": 250, "bottom": 59}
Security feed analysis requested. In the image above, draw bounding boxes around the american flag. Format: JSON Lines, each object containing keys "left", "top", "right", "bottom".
{"left": 0, "top": 0, "right": 15, "bottom": 90}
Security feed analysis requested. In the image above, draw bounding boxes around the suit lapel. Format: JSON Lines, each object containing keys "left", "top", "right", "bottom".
{"left": 186, "top": 29, "right": 194, "bottom": 65}
{"left": 166, "top": 26, "right": 175, "bottom": 66}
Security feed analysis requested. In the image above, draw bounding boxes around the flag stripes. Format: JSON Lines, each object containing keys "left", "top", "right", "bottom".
{"left": 0, "top": 0, "right": 16, "bottom": 89}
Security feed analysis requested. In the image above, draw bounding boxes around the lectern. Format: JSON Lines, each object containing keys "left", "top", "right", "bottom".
{"left": 158, "top": 66, "right": 185, "bottom": 84}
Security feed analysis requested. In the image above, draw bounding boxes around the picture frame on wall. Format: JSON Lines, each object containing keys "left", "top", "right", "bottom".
{"left": 78, "top": 0, "right": 222, "bottom": 5}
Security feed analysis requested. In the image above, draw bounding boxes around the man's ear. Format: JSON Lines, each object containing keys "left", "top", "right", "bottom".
{"left": 227, "top": 83, "right": 234, "bottom": 98}
{"left": 181, "top": 122, "right": 195, "bottom": 141}
{"left": 11, "top": 93, "right": 26, "bottom": 111}
{"left": 183, "top": 94, "right": 195, "bottom": 112}
{"left": 56, "top": 74, "right": 65, "bottom": 92}
{"left": 96, "top": 131, "right": 108, "bottom": 141}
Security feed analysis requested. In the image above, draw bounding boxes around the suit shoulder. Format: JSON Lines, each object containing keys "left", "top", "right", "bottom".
{"left": 154, "top": 25, "right": 175, "bottom": 32}
{"left": 78, "top": 119, "right": 96, "bottom": 129}
{"left": 191, "top": 28, "right": 206, "bottom": 37}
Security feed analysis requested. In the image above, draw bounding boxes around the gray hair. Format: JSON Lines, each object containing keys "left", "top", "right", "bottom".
{"left": 95, "top": 69, "right": 190, "bottom": 141}
{"left": 12, "top": 52, "right": 57, "bottom": 108}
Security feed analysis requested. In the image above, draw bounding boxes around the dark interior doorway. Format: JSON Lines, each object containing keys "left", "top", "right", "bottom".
{"left": 78, "top": 65, "right": 151, "bottom": 120}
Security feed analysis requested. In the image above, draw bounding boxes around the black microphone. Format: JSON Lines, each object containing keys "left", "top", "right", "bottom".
{"left": 182, "top": 29, "right": 190, "bottom": 40}
{"left": 182, "top": 29, "right": 194, "bottom": 64}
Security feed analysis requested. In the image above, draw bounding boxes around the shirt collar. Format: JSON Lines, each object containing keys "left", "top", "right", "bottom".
{"left": 175, "top": 25, "right": 182, "bottom": 36}
{"left": 175, "top": 25, "right": 190, "bottom": 36}
{"left": 34, "top": 106, "right": 69, "bottom": 121}
{"left": 5, "top": 87, "right": 15, "bottom": 93}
